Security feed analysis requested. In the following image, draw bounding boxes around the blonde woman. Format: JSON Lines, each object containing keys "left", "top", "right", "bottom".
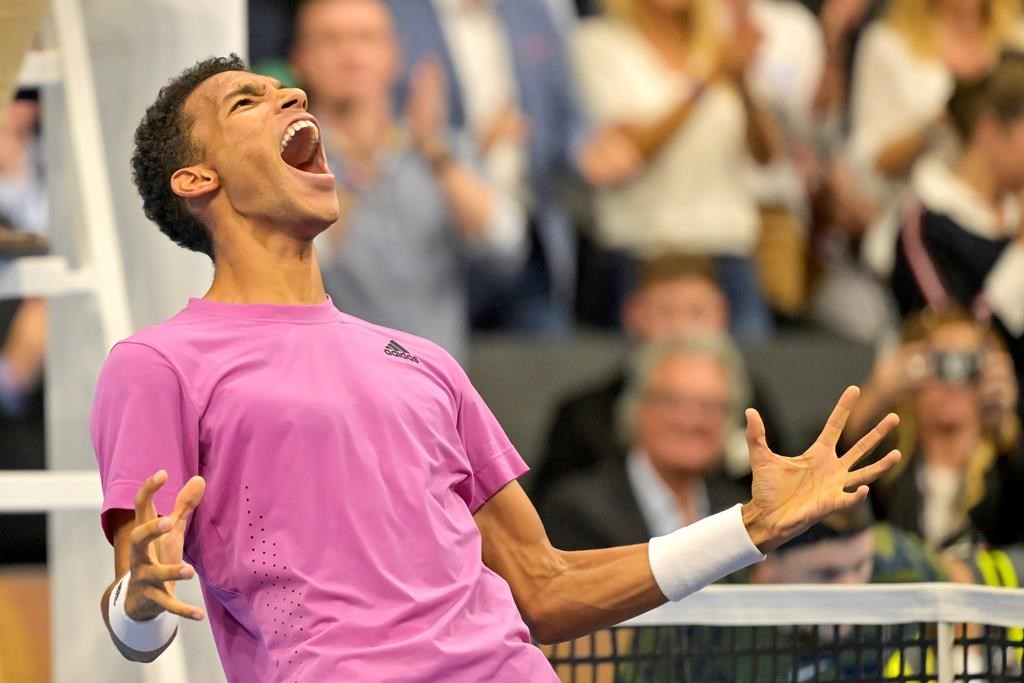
{"left": 571, "top": 0, "right": 781, "bottom": 341}
{"left": 847, "top": 0, "right": 1023, "bottom": 227}
{"left": 854, "top": 310, "right": 1024, "bottom": 551}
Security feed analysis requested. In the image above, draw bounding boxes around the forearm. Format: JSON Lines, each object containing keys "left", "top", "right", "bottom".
{"left": 619, "top": 85, "right": 706, "bottom": 162}
{"left": 522, "top": 506, "right": 765, "bottom": 643}
{"left": 874, "top": 129, "right": 928, "bottom": 178}
{"left": 524, "top": 544, "right": 665, "bottom": 644}
{"left": 431, "top": 155, "right": 496, "bottom": 243}
{"left": 739, "top": 82, "right": 781, "bottom": 165}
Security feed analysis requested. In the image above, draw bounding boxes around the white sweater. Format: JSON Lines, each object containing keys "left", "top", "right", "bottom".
{"left": 571, "top": 19, "right": 759, "bottom": 257}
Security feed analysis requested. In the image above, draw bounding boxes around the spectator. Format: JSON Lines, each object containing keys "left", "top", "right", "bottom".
{"left": 848, "top": 0, "right": 1023, "bottom": 276}
{"left": 0, "top": 94, "right": 46, "bottom": 415}
{"left": 384, "top": 0, "right": 640, "bottom": 333}
{"left": 851, "top": 310, "right": 1024, "bottom": 551}
{"left": 534, "top": 254, "right": 778, "bottom": 506}
{"left": 0, "top": 93, "right": 47, "bottom": 565}
{"left": 621, "top": 503, "right": 950, "bottom": 680}
{"left": 539, "top": 335, "right": 749, "bottom": 551}
{"left": 0, "top": 93, "right": 47, "bottom": 256}
{"left": 290, "top": 0, "right": 527, "bottom": 362}
{"left": 749, "top": 503, "right": 946, "bottom": 587}
{"left": 570, "top": 0, "right": 783, "bottom": 341}
{"left": 890, "top": 56, "right": 1024, "bottom": 406}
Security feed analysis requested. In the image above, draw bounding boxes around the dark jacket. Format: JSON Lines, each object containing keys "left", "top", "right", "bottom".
{"left": 871, "top": 443, "right": 1024, "bottom": 549}
{"left": 538, "top": 455, "right": 749, "bottom": 551}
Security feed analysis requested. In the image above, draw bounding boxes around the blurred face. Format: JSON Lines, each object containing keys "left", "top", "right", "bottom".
{"left": 914, "top": 321, "right": 984, "bottom": 432}
{"left": 0, "top": 99, "right": 39, "bottom": 137}
{"left": 176, "top": 71, "right": 339, "bottom": 241}
{"left": 757, "top": 529, "right": 875, "bottom": 585}
{"left": 635, "top": 353, "right": 730, "bottom": 476}
{"left": 290, "top": 0, "right": 397, "bottom": 107}
{"left": 935, "top": 0, "right": 988, "bottom": 19}
{"left": 624, "top": 277, "right": 729, "bottom": 343}
{"left": 979, "top": 115, "right": 1024, "bottom": 194}
{"left": 642, "top": 0, "right": 694, "bottom": 14}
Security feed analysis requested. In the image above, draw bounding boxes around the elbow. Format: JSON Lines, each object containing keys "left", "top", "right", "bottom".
{"left": 522, "top": 595, "right": 572, "bottom": 645}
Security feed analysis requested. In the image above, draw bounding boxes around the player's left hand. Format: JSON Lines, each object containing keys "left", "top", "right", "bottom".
{"left": 741, "top": 386, "right": 901, "bottom": 553}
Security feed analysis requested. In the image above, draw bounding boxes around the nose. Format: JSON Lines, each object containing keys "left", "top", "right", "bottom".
{"left": 279, "top": 88, "right": 308, "bottom": 112}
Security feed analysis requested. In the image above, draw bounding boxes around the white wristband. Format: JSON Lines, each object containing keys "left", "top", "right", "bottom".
{"left": 108, "top": 571, "right": 178, "bottom": 653}
{"left": 648, "top": 504, "right": 766, "bottom": 602}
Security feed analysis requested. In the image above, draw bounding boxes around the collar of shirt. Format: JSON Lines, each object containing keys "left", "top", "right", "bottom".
{"left": 626, "top": 449, "right": 710, "bottom": 538}
{"left": 912, "top": 154, "right": 1020, "bottom": 239}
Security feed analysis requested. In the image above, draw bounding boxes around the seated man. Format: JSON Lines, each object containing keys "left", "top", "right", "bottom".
{"left": 290, "top": 0, "right": 526, "bottom": 362}
{"left": 539, "top": 335, "right": 750, "bottom": 550}
{"left": 534, "top": 254, "right": 780, "bottom": 505}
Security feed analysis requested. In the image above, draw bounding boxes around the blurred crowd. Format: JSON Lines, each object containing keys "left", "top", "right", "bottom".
{"left": 251, "top": 0, "right": 1024, "bottom": 597}
{"left": 5, "top": 0, "right": 1024, "bottom": 644}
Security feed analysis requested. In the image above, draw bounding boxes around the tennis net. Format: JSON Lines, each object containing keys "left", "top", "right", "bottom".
{"left": 541, "top": 584, "right": 1024, "bottom": 682}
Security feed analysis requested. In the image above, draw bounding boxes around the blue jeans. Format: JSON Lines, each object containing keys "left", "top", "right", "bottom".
{"left": 715, "top": 255, "right": 774, "bottom": 344}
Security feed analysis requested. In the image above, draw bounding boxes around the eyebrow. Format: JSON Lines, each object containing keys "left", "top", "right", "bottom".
{"left": 221, "top": 79, "right": 286, "bottom": 106}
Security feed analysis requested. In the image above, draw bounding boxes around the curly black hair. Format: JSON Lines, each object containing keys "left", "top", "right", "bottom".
{"left": 130, "top": 54, "right": 248, "bottom": 260}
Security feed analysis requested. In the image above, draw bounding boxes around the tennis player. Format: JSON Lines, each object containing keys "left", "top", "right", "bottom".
{"left": 91, "top": 55, "right": 901, "bottom": 682}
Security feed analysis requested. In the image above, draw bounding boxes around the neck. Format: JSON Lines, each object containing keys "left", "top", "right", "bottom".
{"left": 646, "top": 454, "right": 703, "bottom": 519}
{"left": 635, "top": 2, "right": 692, "bottom": 46}
{"left": 317, "top": 97, "right": 393, "bottom": 161}
{"left": 205, "top": 216, "right": 327, "bottom": 305}
{"left": 955, "top": 145, "right": 1003, "bottom": 213}
{"left": 919, "top": 419, "right": 982, "bottom": 471}
{"left": 936, "top": 1, "right": 985, "bottom": 32}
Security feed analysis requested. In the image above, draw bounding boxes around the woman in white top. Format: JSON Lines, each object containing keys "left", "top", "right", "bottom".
{"left": 571, "top": 0, "right": 781, "bottom": 342}
{"left": 848, "top": 0, "right": 1023, "bottom": 273}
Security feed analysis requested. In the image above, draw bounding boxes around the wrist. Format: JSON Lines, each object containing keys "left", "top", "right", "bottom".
{"left": 741, "top": 501, "right": 773, "bottom": 553}
{"left": 107, "top": 571, "right": 178, "bottom": 652}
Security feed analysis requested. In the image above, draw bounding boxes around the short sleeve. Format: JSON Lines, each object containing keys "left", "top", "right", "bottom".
{"left": 445, "top": 358, "right": 528, "bottom": 512}
{"left": 90, "top": 342, "right": 200, "bottom": 543}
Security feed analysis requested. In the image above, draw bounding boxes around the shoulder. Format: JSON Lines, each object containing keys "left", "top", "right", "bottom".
{"left": 752, "top": 0, "right": 821, "bottom": 39}
{"left": 543, "top": 458, "right": 627, "bottom": 510}
{"left": 555, "top": 370, "right": 626, "bottom": 415}
{"left": 855, "top": 21, "right": 916, "bottom": 67}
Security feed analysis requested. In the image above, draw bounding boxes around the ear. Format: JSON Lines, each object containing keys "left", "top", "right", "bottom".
{"left": 171, "top": 165, "right": 219, "bottom": 199}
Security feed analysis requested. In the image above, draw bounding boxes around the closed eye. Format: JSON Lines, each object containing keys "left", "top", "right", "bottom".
{"left": 230, "top": 98, "right": 253, "bottom": 112}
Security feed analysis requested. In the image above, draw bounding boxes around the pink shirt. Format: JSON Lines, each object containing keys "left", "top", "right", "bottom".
{"left": 90, "top": 297, "right": 557, "bottom": 682}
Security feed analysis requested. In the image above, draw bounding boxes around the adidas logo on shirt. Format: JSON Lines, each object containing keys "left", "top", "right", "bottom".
{"left": 384, "top": 340, "right": 419, "bottom": 364}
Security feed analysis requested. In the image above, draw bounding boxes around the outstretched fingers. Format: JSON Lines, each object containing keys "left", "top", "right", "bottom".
{"left": 745, "top": 408, "right": 772, "bottom": 465}
{"left": 815, "top": 386, "right": 861, "bottom": 450}
{"left": 133, "top": 470, "right": 168, "bottom": 525}
{"left": 167, "top": 476, "right": 206, "bottom": 527}
{"left": 839, "top": 413, "right": 900, "bottom": 469}
{"left": 141, "top": 587, "right": 205, "bottom": 621}
{"left": 845, "top": 450, "right": 901, "bottom": 489}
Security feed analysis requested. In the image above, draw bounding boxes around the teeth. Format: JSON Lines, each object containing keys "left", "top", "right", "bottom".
{"left": 280, "top": 120, "right": 319, "bottom": 153}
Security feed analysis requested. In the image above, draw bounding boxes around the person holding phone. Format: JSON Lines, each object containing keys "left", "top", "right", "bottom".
{"left": 852, "top": 309, "right": 1024, "bottom": 553}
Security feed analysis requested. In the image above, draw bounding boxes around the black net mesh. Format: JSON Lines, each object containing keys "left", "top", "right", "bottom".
{"left": 540, "top": 623, "right": 1024, "bottom": 682}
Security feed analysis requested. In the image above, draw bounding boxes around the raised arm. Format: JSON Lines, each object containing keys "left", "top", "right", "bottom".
{"left": 100, "top": 470, "right": 206, "bottom": 662}
{"left": 474, "top": 386, "right": 900, "bottom": 644}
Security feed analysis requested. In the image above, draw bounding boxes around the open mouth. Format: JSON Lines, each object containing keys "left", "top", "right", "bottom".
{"left": 280, "top": 120, "right": 331, "bottom": 175}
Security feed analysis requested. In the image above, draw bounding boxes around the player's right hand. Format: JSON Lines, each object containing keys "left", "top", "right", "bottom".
{"left": 124, "top": 470, "right": 206, "bottom": 622}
